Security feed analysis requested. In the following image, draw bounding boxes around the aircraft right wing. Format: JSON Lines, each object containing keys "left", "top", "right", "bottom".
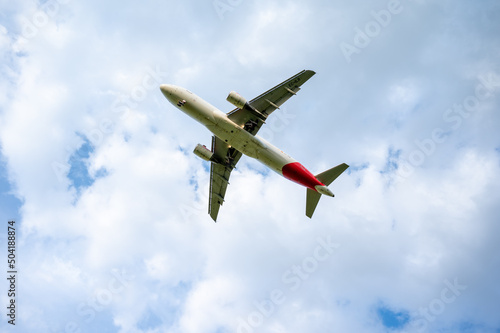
{"left": 227, "top": 69, "right": 316, "bottom": 136}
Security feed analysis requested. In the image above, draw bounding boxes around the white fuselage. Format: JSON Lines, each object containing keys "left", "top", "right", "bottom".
{"left": 160, "top": 84, "right": 295, "bottom": 174}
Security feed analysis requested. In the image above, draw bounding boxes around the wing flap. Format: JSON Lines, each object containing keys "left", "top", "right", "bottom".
{"left": 209, "top": 162, "right": 230, "bottom": 221}
{"left": 208, "top": 136, "right": 242, "bottom": 221}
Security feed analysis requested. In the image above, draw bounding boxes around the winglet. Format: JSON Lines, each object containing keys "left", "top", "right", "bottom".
{"left": 306, "top": 163, "right": 349, "bottom": 218}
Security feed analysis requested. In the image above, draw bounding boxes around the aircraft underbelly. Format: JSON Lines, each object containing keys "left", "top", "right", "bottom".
{"left": 206, "top": 113, "right": 295, "bottom": 174}
{"left": 159, "top": 70, "right": 348, "bottom": 221}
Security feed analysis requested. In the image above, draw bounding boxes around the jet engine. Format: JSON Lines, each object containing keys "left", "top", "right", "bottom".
{"left": 226, "top": 91, "right": 267, "bottom": 121}
{"left": 226, "top": 91, "right": 247, "bottom": 109}
{"left": 193, "top": 144, "right": 213, "bottom": 162}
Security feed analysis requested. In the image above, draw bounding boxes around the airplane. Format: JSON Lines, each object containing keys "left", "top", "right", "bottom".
{"left": 160, "top": 70, "right": 348, "bottom": 222}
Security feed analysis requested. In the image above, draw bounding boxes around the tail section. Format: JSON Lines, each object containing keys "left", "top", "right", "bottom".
{"left": 316, "top": 163, "right": 349, "bottom": 186}
{"left": 306, "top": 163, "right": 349, "bottom": 218}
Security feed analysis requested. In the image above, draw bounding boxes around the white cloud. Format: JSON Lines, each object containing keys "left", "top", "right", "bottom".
{"left": 0, "top": 0, "right": 499, "bottom": 332}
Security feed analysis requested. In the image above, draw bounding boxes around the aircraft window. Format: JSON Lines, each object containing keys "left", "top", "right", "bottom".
{"left": 177, "top": 100, "right": 186, "bottom": 107}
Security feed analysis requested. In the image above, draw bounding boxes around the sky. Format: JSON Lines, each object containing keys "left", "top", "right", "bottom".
{"left": 0, "top": 0, "right": 499, "bottom": 332}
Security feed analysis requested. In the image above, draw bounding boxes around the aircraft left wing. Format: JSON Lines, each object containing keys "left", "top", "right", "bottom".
{"left": 208, "top": 136, "right": 242, "bottom": 221}
{"left": 227, "top": 69, "right": 316, "bottom": 135}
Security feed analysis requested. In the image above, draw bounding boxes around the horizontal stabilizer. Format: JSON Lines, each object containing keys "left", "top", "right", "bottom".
{"left": 306, "top": 188, "right": 322, "bottom": 218}
{"left": 316, "top": 163, "right": 349, "bottom": 186}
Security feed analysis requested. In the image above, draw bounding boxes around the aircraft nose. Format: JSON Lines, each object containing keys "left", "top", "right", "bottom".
{"left": 160, "top": 84, "right": 175, "bottom": 97}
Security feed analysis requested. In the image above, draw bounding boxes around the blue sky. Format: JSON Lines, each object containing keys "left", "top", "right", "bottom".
{"left": 0, "top": 0, "right": 499, "bottom": 332}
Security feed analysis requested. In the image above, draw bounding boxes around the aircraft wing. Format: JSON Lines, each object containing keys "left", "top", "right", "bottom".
{"left": 209, "top": 135, "right": 242, "bottom": 221}
{"left": 227, "top": 69, "right": 316, "bottom": 135}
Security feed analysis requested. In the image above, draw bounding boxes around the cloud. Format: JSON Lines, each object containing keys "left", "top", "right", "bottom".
{"left": 0, "top": 0, "right": 499, "bottom": 332}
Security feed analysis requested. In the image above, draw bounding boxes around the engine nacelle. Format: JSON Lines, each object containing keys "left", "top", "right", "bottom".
{"left": 226, "top": 91, "right": 267, "bottom": 121}
{"left": 226, "top": 91, "right": 248, "bottom": 109}
{"left": 193, "top": 144, "right": 213, "bottom": 162}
